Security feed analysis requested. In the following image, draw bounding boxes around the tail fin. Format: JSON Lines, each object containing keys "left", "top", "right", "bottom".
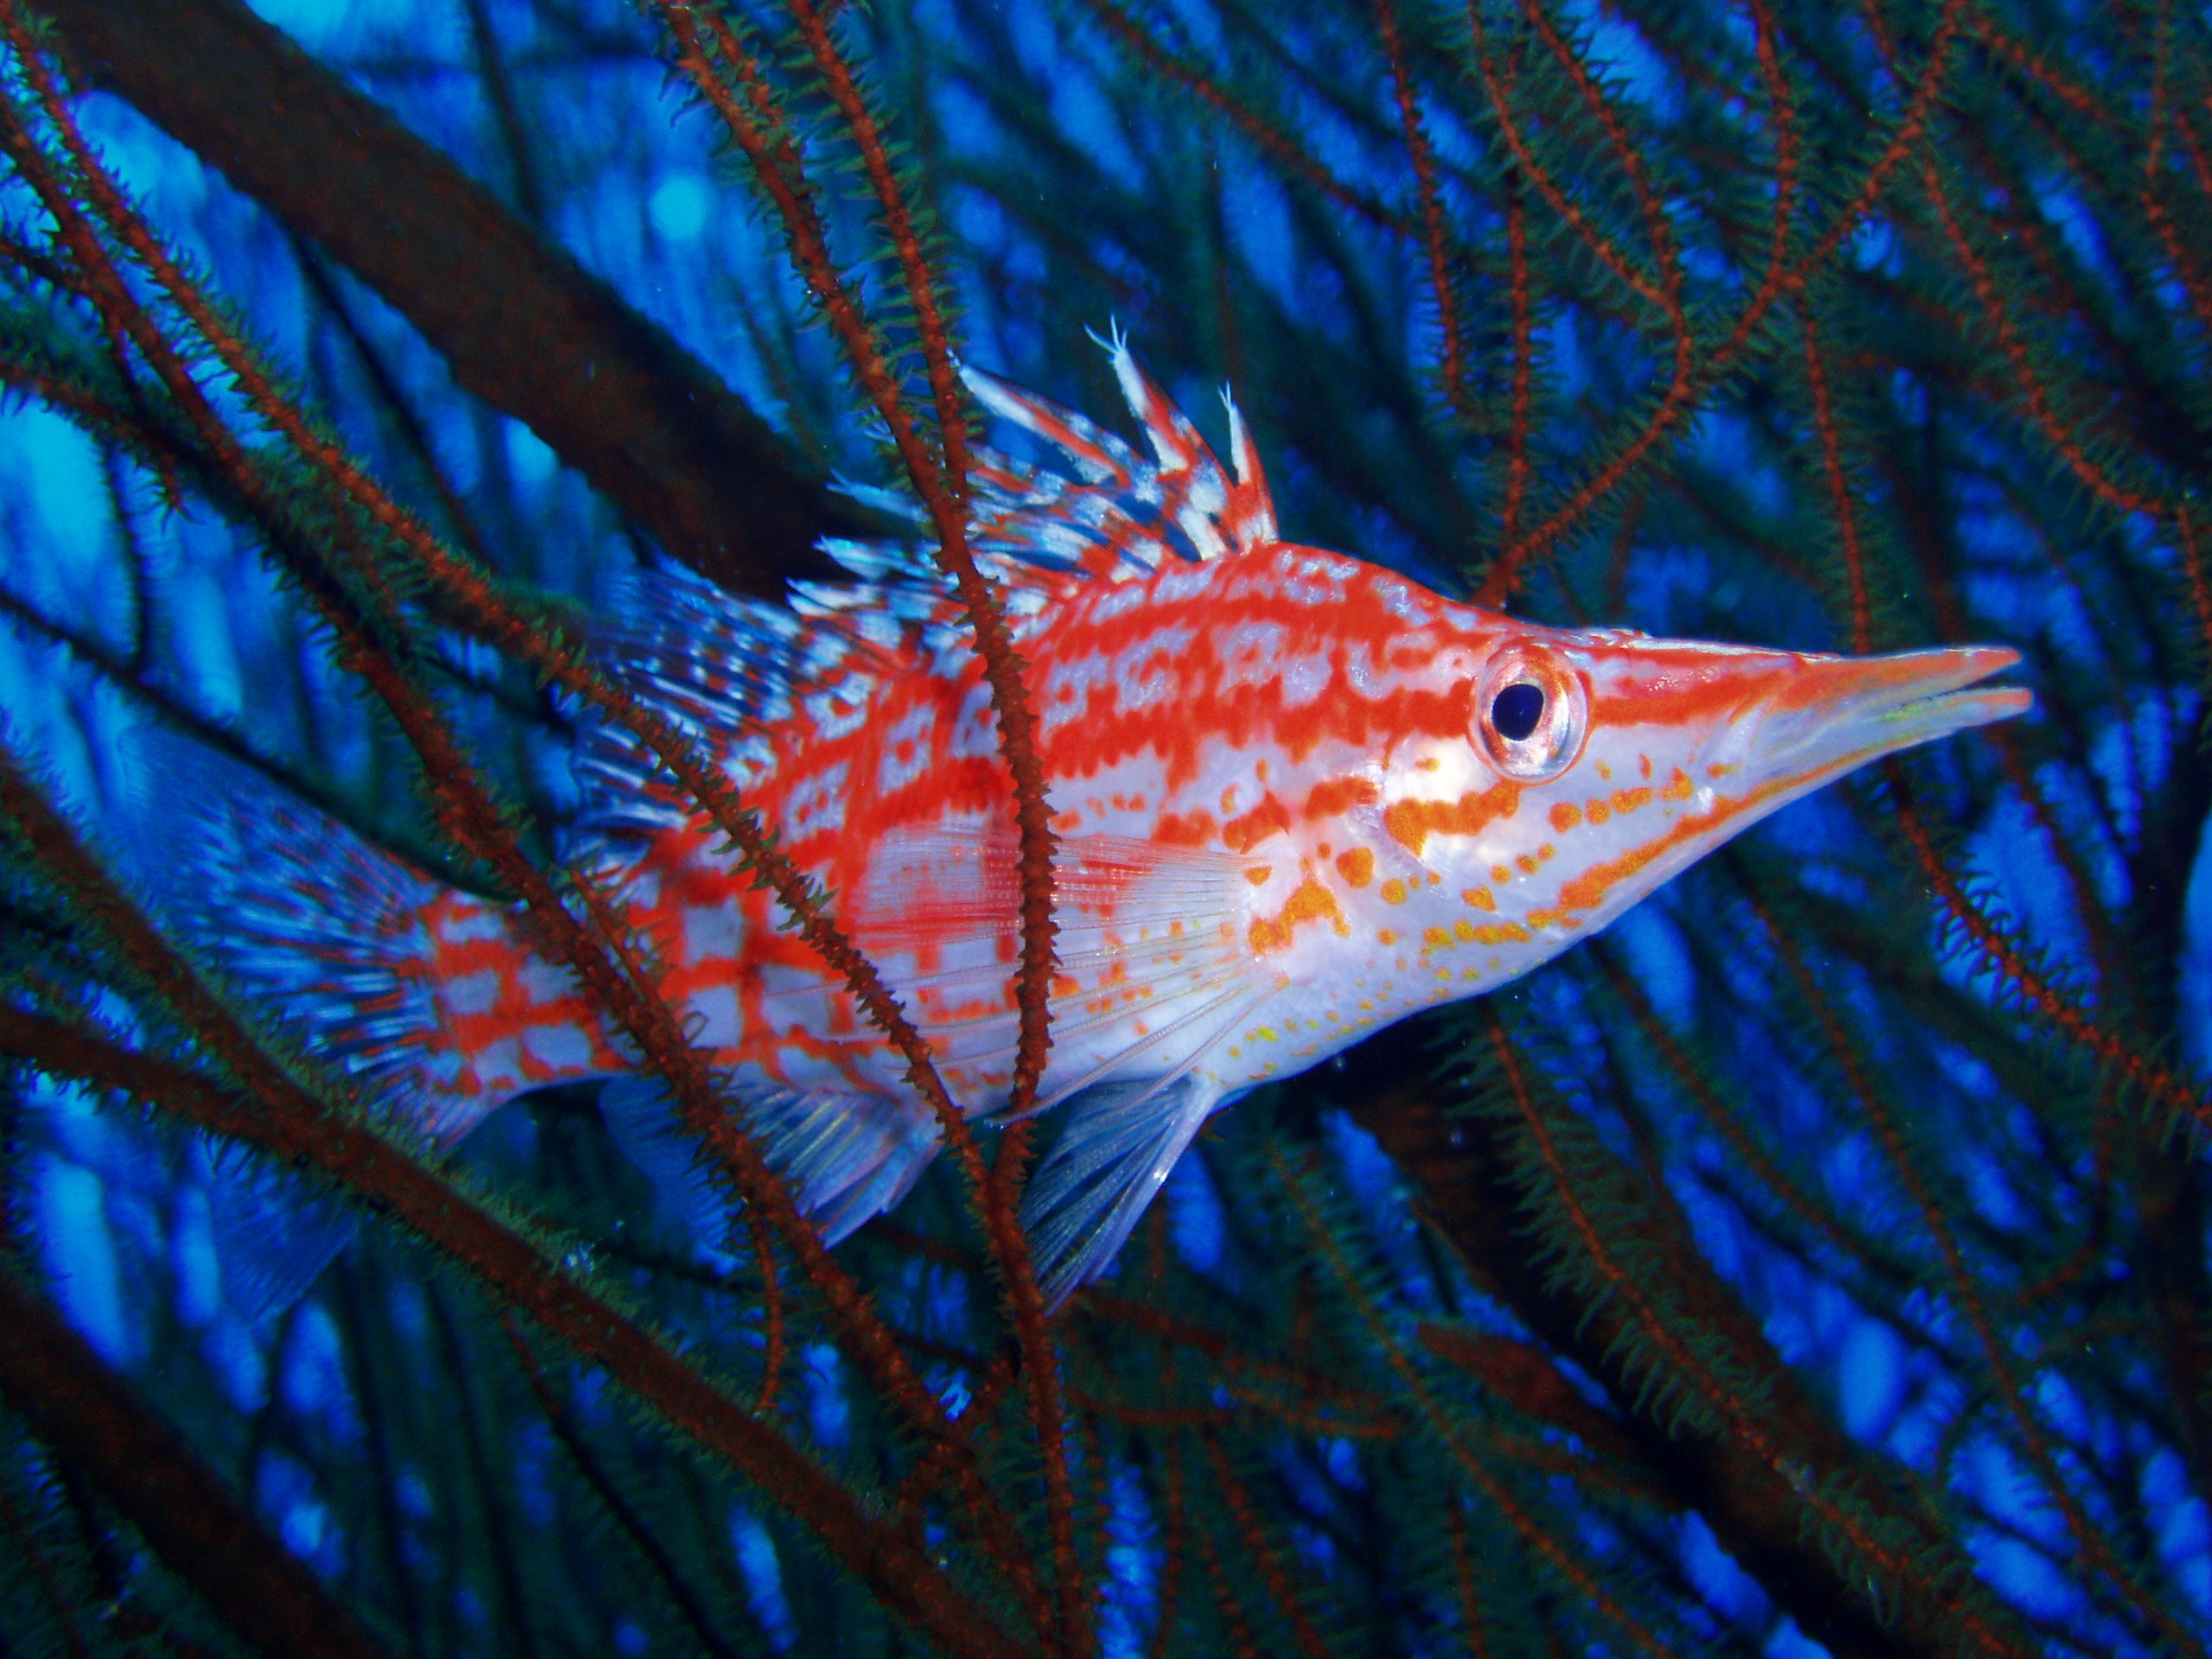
{"left": 164, "top": 767, "right": 622, "bottom": 1147}
{"left": 150, "top": 760, "right": 601, "bottom": 1318}
{"left": 601, "top": 1077, "right": 942, "bottom": 1255}
{"left": 173, "top": 783, "right": 475, "bottom": 1139}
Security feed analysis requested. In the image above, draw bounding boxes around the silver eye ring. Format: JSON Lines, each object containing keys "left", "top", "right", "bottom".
{"left": 1474, "top": 641, "right": 1588, "bottom": 782}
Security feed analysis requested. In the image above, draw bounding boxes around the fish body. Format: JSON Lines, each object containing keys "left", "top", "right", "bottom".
{"left": 202, "top": 338, "right": 2029, "bottom": 1301}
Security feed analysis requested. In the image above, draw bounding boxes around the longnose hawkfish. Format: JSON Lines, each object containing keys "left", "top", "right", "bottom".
{"left": 199, "top": 334, "right": 2030, "bottom": 1306}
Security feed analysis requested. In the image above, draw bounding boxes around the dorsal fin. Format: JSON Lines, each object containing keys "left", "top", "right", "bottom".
{"left": 959, "top": 328, "right": 1279, "bottom": 584}
{"left": 576, "top": 337, "right": 1279, "bottom": 842}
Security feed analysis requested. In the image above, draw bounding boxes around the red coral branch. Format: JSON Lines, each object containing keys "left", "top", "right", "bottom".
{"left": 1375, "top": 0, "right": 1471, "bottom": 421}
{"left": 1917, "top": 151, "right": 2157, "bottom": 521}
{"left": 0, "top": 23, "right": 1071, "bottom": 1622}
{"left": 664, "top": 3, "right": 1079, "bottom": 1640}
{"left": 1762, "top": 887, "right": 2205, "bottom": 1658}
{"left": 0, "top": 1010, "right": 1033, "bottom": 1659}
{"left": 1885, "top": 768, "right": 2212, "bottom": 1132}
{"left": 1074, "top": 0, "right": 1420, "bottom": 236}
{"left": 1477, "top": 1010, "right": 2031, "bottom": 1659}
{"left": 1798, "top": 299, "right": 1873, "bottom": 652}
{"left": 1502, "top": 173, "right": 1534, "bottom": 557}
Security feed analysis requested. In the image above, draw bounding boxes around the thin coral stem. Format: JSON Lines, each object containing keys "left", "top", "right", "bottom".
{"left": 1074, "top": 0, "right": 1420, "bottom": 236}
{"left": 1267, "top": 1138, "right": 1688, "bottom": 1659}
{"left": 1767, "top": 881, "right": 2208, "bottom": 1657}
{"left": 1477, "top": 0, "right": 1967, "bottom": 601}
{"left": 1885, "top": 771, "right": 2212, "bottom": 1173}
{"left": 1187, "top": 1444, "right": 1267, "bottom": 1659}
{"left": 0, "top": 1466, "right": 94, "bottom": 1659}
{"left": 1375, "top": 0, "right": 1471, "bottom": 422}
{"left": 2, "top": 1008, "right": 1033, "bottom": 1659}
{"left": 1476, "top": 1011, "right": 2033, "bottom": 1659}
{"left": 1501, "top": 171, "right": 1533, "bottom": 557}
{"left": 1798, "top": 298, "right": 1873, "bottom": 652}
{"left": 1917, "top": 151, "right": 2158, "bottom": 521}
{"left": 1147, "top": 1446, "right": 1185, "bottom": 1659}
{"left": 1201, "top": 1430, "right": 1330, "bottom": 1659}
{"left": 499, "top": 1314, "right": 746, "bottom": 1659}
{"left": 687, "top": 2, "right": 1077, "bottom": 1637}
{"left": 0, "top": 1264, "right": 397, "bottom": 1659}
{"left": 0, "top": 41, "right": 1063, "bottom": 1609}
{"left": 2178, "top": 506, "right": 2212, "bottom": 691}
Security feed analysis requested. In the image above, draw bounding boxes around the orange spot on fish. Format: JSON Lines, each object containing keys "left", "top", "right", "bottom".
{"left": 1470, "top": 922, "right": 1531, "bottom": 946}
{"left": 1255, "top": 760, "right": 1270, "bottom": 783}
{"left": 1336, "top": 847, "right": 1375, "bottom": 887}
{"left": 1596, "top": 760, "right": 1612, "bottom": 780}
{"left": 1463, "top": 887, "right": 1496, "bottom": 911}
{"left": 1515, "top": 854, "right": 1539, "bottom": 875}
{"left": 1662, "top": 768, "right": 1694, "bottom": 802}
{"left": 1423, "top": 926, "right": 1451, "bottom": 948}
{"left": 1638, "top": 754, "right": 1653, "bottom": 779}
{"left": 1612, "top": 786, "right": 1654, "bottom": 814}
{"left": 1381, "top": 879, "right": 1408, "bottom": 905}
{"left": 1305, "top": 774, "right": 1381, "bottom": 818}
{"left": 1222, "top": 794, "right": 1292, "bottom": 853}
{"left": 1376, "top": 930, "right": 1396, "bottom": 946}
{"left": 1453, "top": 919, "right": 1480, "bottom": 942}
{"left": 1557, "top": 780, "right": 1789, "bottom": 913}
{"left": 1248, "top": 876, "right": 1350, "bottom": 955}
{"left": 1527, "top": 908, "right": 1580, "bottom": 931}
{"left": 1550, "top": 801, "right": 1583, "bottom": 831}
{"left": 1245, "top": 866, "right": 1274, "bottom": 886}
{"left": 1587, "top": 800, "right": 1612, "bottom": 825}
{"left": 1491, "top": 864, "right": 1511, "bottom": 883}
{"left": 1154, "top": 810, "right": 1217, "bottom": 847}
{"left": 1382, "top": 780, "right": 1522, "bottom": 858}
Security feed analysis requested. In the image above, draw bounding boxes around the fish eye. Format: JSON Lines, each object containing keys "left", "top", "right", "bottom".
{"left": 1491, "top": 682, "right": 1545, "bottom": 741}
{"left": 1475, "top": 641, "right": 1587, "bottom": 782}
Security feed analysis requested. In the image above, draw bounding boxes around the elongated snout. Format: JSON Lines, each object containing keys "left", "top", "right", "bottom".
{"left": 1743, "top": 645, "right": 2031, "bottom": 793}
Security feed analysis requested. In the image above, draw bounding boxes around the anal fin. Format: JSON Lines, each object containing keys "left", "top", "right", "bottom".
{"left": 1021, "top": 1074, "right": 1217, "bottom": 1306}
{"left": 601, "top": 1076, "right": 940, "bottom": 1251}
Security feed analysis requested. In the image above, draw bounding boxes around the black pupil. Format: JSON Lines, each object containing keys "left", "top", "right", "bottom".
{"left": 1492, "top": 682, "right": 1546, "bottom": 743}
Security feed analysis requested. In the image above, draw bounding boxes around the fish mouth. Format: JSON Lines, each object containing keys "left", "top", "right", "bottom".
{"left": 1745, "top": 645, "right": 2032, "bottom": 790}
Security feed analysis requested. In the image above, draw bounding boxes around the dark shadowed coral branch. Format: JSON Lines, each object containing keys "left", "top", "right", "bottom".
{"left": 32, "top": 0, "right": 870, "bottom": 596}
{"left": 497, "top": 1316, "right": 747, "bottom": 1659}
{"left": 1072, "top": 0, "right": 1420, "bottom": 237}
{"left": 0, "top": 703, "right": 1032, "bottom": 1658}
{"left": 0, "top": 46, "right": 1065, "bottom": 1624}
{"left": 0, "top": 1011, "right": 1033, "bottom": 1659}
{"left": 1916, "top": 150, "right": 2159, "bottom": 522}
{"left": 1478, "top": 0, "right": 1967, "bottom": 601}
{"left": 1267, "top": 1143, "right": 1685, "bottom": 1659}
{"left": 1500, "top": 173, "right": 1532, "bottom": 553}
{"left": 1338, "top": 1020, "right": 2038, "bottom": 1659}
{"left": 0, "top": 1267, "right": 397, "bottom": 1659}
{"left": 1757, "top": 889, "right": 2204, "bottom": 1656}
{"left": 1200, "top": 1430, "right": 1331, "bottom": 1659}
